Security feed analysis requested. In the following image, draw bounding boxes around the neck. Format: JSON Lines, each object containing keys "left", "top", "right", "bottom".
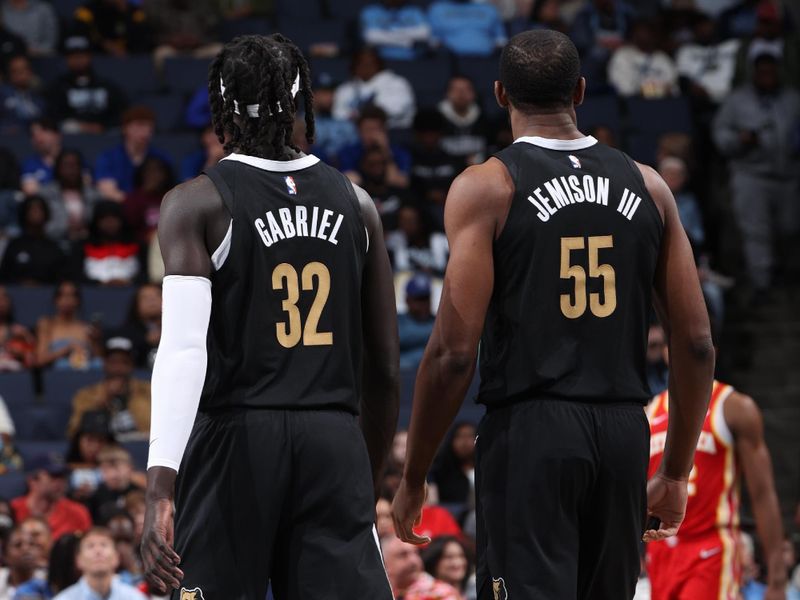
{"left": 28, "top": 493, "right": 55, "bottom": 515}
{"left": 86, "top": 573, "right": 113, "bottom": 596}
{"left": 10, "top": 567, "right": 33, "bottom": 585}
{"left": 125, "top": 140, "right": 147, "bottom": 161}
{"left": 509, "top": 107, "right": 583, "bottom": 141}
{"left": 241, "top": 144, "right": 303, "bottom": 161}
{"left": 453, "top": 103, "right": 471, "bottom": 117}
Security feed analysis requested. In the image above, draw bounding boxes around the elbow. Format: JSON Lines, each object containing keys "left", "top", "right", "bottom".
{"left": 673, "top": 333, "right": 715, "bottom": 366}
{"left": 433, "top": 346, "right": 476, "bottom": 378}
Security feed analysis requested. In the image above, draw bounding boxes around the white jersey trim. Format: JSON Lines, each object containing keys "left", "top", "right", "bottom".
{"left": 514, "top": 135, "right": 598, "bottom": 151}
{"left": 211, "top": 220, "right": 233, "bottom": 270}
{"left": 221, "top": 152, "right": 320, "bottom": 172}
{"left": 712, "top": 385, "right": 735, "bottom": 448}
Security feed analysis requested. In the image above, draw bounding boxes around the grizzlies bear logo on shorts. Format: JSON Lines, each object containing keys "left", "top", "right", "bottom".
{"left": 180, "top": 587, "right": 205, "bottom": 600}
{"left": 492, "top": 577, "right": 508, "bottom": 600}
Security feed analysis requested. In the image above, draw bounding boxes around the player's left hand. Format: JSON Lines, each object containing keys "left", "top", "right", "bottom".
{"left": 141, "top": 496, "right": 183, "bottom": 593}
{"left": 391, "top": 478, "right": 430, "bottom": 545}
{"left": 643, "top": 472, "right": 687, "bottom": 542}
{"left": 764, "top": 584, "right": 786, "bottom": 600}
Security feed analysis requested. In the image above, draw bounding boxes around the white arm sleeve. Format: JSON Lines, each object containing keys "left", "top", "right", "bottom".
{"left": 147, "top": 275, "right": 212, "bottom": 471}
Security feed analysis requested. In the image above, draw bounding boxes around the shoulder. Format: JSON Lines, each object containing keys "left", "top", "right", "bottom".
{"left": 60, "top": 497, "right": 91, "bottom": 517}
{"left": 633, "top": 161, "right": 669, "bottom": 222}
{"left": 449, "top": 159, "right": 514, "bottom": 209}
{"left": 160, "top": 175, "right": 221, "bottom": 218}
{"left": 723, "top": 389, "right": 762, "bottom": 436}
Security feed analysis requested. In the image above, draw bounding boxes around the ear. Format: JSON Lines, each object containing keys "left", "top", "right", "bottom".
{"left": 573, "top": 77, "right": 586, "bottom": 107}
{"left": 494, "top": 80, "right": 509, "bottom": 109}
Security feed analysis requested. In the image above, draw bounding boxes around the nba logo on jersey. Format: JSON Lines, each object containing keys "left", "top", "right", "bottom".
{"left": 284, "top": 176, "right": 297, "bottom": 195}
{"left": 568, "top": 155, "right": 581, "bottom": 169}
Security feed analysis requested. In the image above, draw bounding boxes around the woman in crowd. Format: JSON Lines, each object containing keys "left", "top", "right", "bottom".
{"left": 429, "top": 422, "right": 476, "bottom": 505}
{"left": 422, "top": 536, "right": 473, "bottom": 600}
{"left": 116, "top": 283, "right": 161, "bottom": 370}
{"left": 123, "top": 156, "right": 173, "bottom": 243}
{"left": 39, "top": 150, "right": 100, "bottom": 244}
{"left": 65, "top": 410, "right": 115, "bottom": 502}
{"left": 35, "top": 281, "right": 102, "bottom": 371}
{"left": 386, "top": 203, "right": 449, "bottom": 276}
{"left": 0, "top": 285, "right": 35, "bottom": 371}
{"left": 0, "top": 196, "right": 66, "bottom": 285}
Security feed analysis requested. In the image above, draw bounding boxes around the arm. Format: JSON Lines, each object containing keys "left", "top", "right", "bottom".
{"left": 142, "top": 176, "right": 222, "bottom": 594}
{"left": 643, "top": 163, "right": 715, "bottom": 540}
{"left": 726, "top": 391, "right": 787, "bottom": 596}
{"left": 354, "top": 185, "right": 400, "bottom": 498}
{"left": 393, "top": 160, "right": 511, "bottom": 544}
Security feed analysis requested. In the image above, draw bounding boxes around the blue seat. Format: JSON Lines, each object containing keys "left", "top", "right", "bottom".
{"left": 163, "top": 58, "right": 213, "bottom": 95}
{"left": 0, "top": 471, "right": 27, "bottom": 500}
{"left": 219, "top": 17, "right": 274, "bottom": 42}
{"left": 93, "top": 55, "right": 159, "bottom": 96}
{"left": 63, "top": 133, "right": 121, "bottom": 167}
{"left": 153, "top": 133, "right": 201, "bottom": 167}
{"left": 626, "top": 132, "right": 660, "bottom": 167}
{"left": 9, "top": 404, "right": 72, "bottom": 440}
{"left": 625, "top": 96, "right": 692, "bottom": 135}
{"left": 1, "top": 134, "right": 34, "bottom": 163}
{"left": 31, "top": 56, "right": 66, "bottom": 86}
{"left": 275, "top": 0, "right": 322, "bottom": 19}
{"left": 278, "top": 19, "right": 348, "bottom": 56}
{"left": 15, "top": 440, "right": 68, "bottom": 463}
{"left": 387, "top": 54, "right": 452, "bottom": 109}
{"left": 42, "top": 370, "right": 101, "bottom": 406}
{"left": 0, "top": 372, "right": 37, "bottom": 405}
{"left": 577, "top": 94, "right": 622, "bottom": 141}
{"left": 81, "top": 286, "right": 136, "bottom": 330}
{"left": 54, "top": 0, "right": 84, "bottom": 22}
{"left": 5, "top": 285, "right": 53, "bottom": 330}
{"left": 309, "top": 56, "right": 351, "bottom": 86}
{"left": 135, "top": 93, "right": 186, "bottom": 133}
{"left": 121, "top": 440, "right": 148, "bottom": 470}
{"left": 326, "top": 0, "right": 363, "bottom": 19}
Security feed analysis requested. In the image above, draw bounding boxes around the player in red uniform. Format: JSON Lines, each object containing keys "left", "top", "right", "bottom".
{"left": 647, "top": 378, "right": 786, "bottom": 599}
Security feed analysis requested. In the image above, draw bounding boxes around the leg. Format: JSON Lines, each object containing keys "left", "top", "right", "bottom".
{"left": 172, "top": 411, "right": 289, "bottom": 600}
{"left": 647, "top": 541, "right": 682, "bottom": 600}
{"left": 578, "top": 404, "right": 649, "bottom": 600}
{"left": 274, "top": 411, "right": 392, "bottom": 600}
{"left": 476, "top": 400, "right": 598, "bottom": 600}
{"left": 730, "top": 172, "right": 773, "bottom": 290}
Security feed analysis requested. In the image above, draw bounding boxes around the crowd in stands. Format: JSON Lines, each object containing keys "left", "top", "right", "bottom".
{"left": 0, "top": 0, "right": 797, "bottom": 597}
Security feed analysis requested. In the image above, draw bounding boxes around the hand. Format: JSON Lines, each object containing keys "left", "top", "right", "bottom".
{"left": 391, "top": 479, "right": 430, "bottom": 545}
{"left": 643, "top": 472, "right": 687, "bottom": 542}
{"left": 141, "top": 497, "right": 182, "bottom": 593}
{"left": 764, "top": 584, "right": 786, "bottom": 600}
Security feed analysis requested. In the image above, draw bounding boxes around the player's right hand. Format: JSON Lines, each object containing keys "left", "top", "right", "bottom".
{"left": 643, "top": 472, "right": 687, "bottom": 542}
{"left": 392, "top": 478, "right": 430, "bottom": 546}
{"left": 141, "top": 496, "right": 183, "bottom": 593}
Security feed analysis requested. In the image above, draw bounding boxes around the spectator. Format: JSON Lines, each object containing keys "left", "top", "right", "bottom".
{"left": 646, "top": 323, "right": 668, "bottom": 394}
{"left": 39, "top": 150, "right": 100, "bottom": 244}
{"left": 122, "top": 156, "right": 172, "bottom": 243}
{"left": 0, "top": 195, "right": 67, "bottom": 285}
{"left": 527, "top": 0, "right": 568, "bottom": 33}
{"left": 340, "top": 105, "right": 411, "bottom": 183}
{"left": 381, "top": 536, "right": 461, "bottom": 600}
{"left": 732, "top": 0, "right": 800, "bottom": 89}
{"left": 429, "top": 421, "right": 475, "bottom": 505}
{"left": 86, "top": 446, "right": 140, "bottom": 524}
{"left": 397, "top": 273, "right": 435, "bottom": 370}
{"left": 104, "top": 511, "right": 142, "bottom": 587}
{"left": 386, "top": 204, "right": 449, "bottom": 274}
{"left": 421, "top": 536, "right": 472, "bottom": 600}
{"left": 0, "top": 526, "right": 42, "bottom": 598}
{"left": 409, "top": 109, "right": 465, "bottom": 220}
{"left": 180, "top": 124, "right": 225, "bottom": 181}
{"left": 114, "top": 282, "right": 160, "bottom": 370}
{"left": 332, "top": 47, "right": 416, "bottom": 129}
{"left": 0, "top": 54, "right": 44, "bottom": 135}
{"left": 0, "top": 149, "right": 21, "bottom": 241}
{"left": 67, "top": 336, "right": 151, "bottom": 441}
{"left": 438, "top": 75, "right": 490, "bottom": 164}
{"left": 0, "top": 22, "right": 25, "bottom": 65}
{"left": 608, "top": 20, "right": 679, "bottom": 98}
{"left": 0, "top": 395, "right": 21, "bottom": 474}
{"left": 712, "top": 50, "right": 800, "bottom": 293}
{"left": 676, "top": 14, "right": 740, "bottom": 105}
{"left": 52, "top": 527, "right": 146, "bottom": 600}
{"left": 428, "top": 0, "right": 507, "bottom": 57}
{"left": 19, "top": 517, "right": 51, "bottom": 570}
{"left": 0, "top": 0, "right": 57, "bottom": 56}
{"left": 73, "top": 0, "right": 152, "bottom": 56}
{"left": 21, "top": 118, "right": 62, "bottom": 195}
{"left": 47, "top": 34, "right": 127, "bottom": 134}
{"left": 46, "top": 534, "right": 81, "bottom": 596}
{"left": 351, "top": 146, "right": 409, "bottom": 230}
{"left": 94, "top": 106, "right": 171, "bottom": 202}
{"left": 360, "top": 0, "right": 432, "bottom": 61}
{"left": 0, "top": 285, "right": 35, "bottom": 371}
{"left": 658, "top": 156, "right": 704, "bottom": 248}
{"left": 570, "top": 0, "right": 633, "bottom": 59}
{"left": 66, "top": 410, "right": 115, "bottom": 502}
{"left": 183, "top": 85, "right": 210, "bottom": 130}
{"left": 34, "top": 281, "right": 102, "bottom": 371}
{"left": 11, "top": 454, "right": 92, "bottom": 541}
{"left": 72, "top": 200, "right": 143, "bottom": 286}
{"left": 144, "top": 0, "right": 223, "bottom": 68}
{"left": 309, "top": 72, "right": 358, "bottom": 164}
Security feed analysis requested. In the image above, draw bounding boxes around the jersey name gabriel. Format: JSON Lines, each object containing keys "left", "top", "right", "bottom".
{"left": 254, "top": 205, "right": 345, "bottom": 248}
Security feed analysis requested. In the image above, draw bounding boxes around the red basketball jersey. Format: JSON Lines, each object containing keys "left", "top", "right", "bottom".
{"left": 647, "top": 380, "right": 741, "bottom": 537}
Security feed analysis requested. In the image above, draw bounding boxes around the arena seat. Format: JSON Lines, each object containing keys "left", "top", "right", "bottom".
{"left": 625, "top": 96, "right": 692, "bottom": 135}
{"left": 42, "top": 370, "right": 101, "bottom": 406}
{"left": 1, "top": 134, "right": 33, "bottom": 163}
{"left": 81, "top": 286, "right": 136, "bottom": 330}
{"left": 93, "top": 55, "right": 159, "bottom": 96}
{"left": 31, "top": 56, "right": 65, "bottom": 86}
{"left": 387, "top": 54, "right": 452, "bottom": 109}
{"left": 275, "top": 0, "right": 322, "bottom": 19}
{"left": 219, "top": 17, "right": 274, "bottom": 42}
{"left": 63, "top": 133, "right": 120, "bottom": 166}
{"left": 277, "top": 18, "right": 348, "bottom": 56}
{"left": 0, "top": 471, "right": 28, "bottom": 499}
{"left": 16, "top": 440, "right": 69, "bottom": 463}
{"left": 152, "top": 133, "right": 199, "bottom": 168}
{"left": 163, "top": 58, "right": 213, "bottom": 95}
{"left": 5, "top": 285, "right": 53, "bottom": 330}
{"left": 576, "top": 94, "right": 622, "bottom": 140}
{"left": 309, "top": 56, "right": 351, "bottom": 85}
{"left": 134, "top": 93, "right": 186, "bottom": 133}
{"left": 10, "top": 404, "right": 72, "bottom": 440}
{"left": 0, "top": 372, "right": 37, "bottom": 405}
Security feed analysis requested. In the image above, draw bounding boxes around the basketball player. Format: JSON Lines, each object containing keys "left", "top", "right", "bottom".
{"left": 392, "top": 30, "right": 715, "bottom": 599}
{"left": 648, "top": 376, "right": 786, "bottom": 599}
{"left": 140, "top": 35, "right": 398, "bottom": 599}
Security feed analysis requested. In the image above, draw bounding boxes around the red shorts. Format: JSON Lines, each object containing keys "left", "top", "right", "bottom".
{"left": 646, "top": 530, "right": 740, "bottom": 600}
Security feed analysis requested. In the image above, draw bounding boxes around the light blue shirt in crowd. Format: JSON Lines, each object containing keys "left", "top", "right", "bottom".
{"left": 429, "top": 1, "right": 506, "bottom": 57}
{"left": 53, "top": 577, "right": 146, "bottom": 600}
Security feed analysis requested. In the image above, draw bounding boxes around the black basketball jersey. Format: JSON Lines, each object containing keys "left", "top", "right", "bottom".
{"left": 478, "top": 136, "right": 663, "bottom": 408}
{"left": 200, "top": 153, "right": 367, "bottom": 413}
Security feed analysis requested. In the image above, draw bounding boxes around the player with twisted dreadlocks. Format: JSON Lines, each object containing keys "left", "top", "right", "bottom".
{"left": 141, "top": 35, "right": 399, "bottom": 599}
